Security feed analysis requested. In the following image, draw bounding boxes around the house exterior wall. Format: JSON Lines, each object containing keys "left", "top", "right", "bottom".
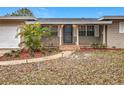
{"left": 42, "top": 24, "right": 103, "bottom": 47}
{"left": 0, "top": 21, "right": 22, "bottom": 49}
{"left": 79, "top": 25, "right": 103, "bottom": 47}
{"left": 41, "top": 25, "right": 60, "bottom": 47}
{"left": 2, "top": 20, "right": 124, "bottom": 49}
{"left": 42, "top": 36, "right": 59, "bottom": 47}
{"left": 107, "top": 20, "right": 124, "bottom": 48}
{"left": 79, "top": 37, "right": 100, "bottom": 46}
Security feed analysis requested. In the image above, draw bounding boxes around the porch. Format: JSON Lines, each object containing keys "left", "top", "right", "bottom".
{"left": 26, "top": 18, "right": 112, "bottom": 50}
{"left": 40, "top": 24, "right": 108, "bottom": 50}
{"left": 58, "top": 24, "right": 106, "bottom": 50}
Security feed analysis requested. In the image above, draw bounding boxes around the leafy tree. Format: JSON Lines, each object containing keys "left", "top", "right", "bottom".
{"left": 5, "top": 8, "right": 34, "bottom": 16}
{"left": 17, "top": 22, "right": 51, "bottom": 57}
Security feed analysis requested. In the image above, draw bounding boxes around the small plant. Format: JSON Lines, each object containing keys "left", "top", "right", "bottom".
{"left": 112, "top": 46, "right": 116, "bottom": 49}
{"left": 91, "top": 43, "right": 107, "bottom": 49}
{"left": 3, "top": 50, "right": 20, "bottom": 58}
{"left": 4, "top": 52, "right": 12, "bottom": 57}
{"left": 12, "top": 50, "right": 20, "bottom": 58}
{"left": 99, "top": 43, "right": 107, "bottom": 48}
{"left": 91, "top": 43, "right": 99, "bottom": 48}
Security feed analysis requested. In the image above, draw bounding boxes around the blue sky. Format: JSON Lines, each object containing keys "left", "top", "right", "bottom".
{"left": 0, "top": 7, "right": 124, "bottom": 18}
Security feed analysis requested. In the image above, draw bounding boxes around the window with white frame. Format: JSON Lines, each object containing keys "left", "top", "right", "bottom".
{"left": 79, "top": 25, "right": 86, "bottom": 36}
{"left": 79, "top": 25, "right": 95, "bottom": 36}
{"left": 50, "top": 25, "right": 58, "bottom": 36}
{"left": 41, "top": 25, "right": 58, "bottom": 36}
{"left": 87, "top": 25, "right": 95, "bottom": 36}
{"left": 119, "top": 22, "right": 124, "bottom": 33}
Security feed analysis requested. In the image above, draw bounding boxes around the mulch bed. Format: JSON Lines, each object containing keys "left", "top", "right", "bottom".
{"left": 0, "top": 48, "right": 60, "bottom": 61}
{"left": 0, "top": 50, "right": 43, "bottom": 61}
{"left": 80, "top": 48, "right": 124, "bottom": 52}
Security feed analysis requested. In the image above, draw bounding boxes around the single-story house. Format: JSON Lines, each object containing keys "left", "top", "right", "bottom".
{"left": 0, "top": 16, "right": 124, "bottom": 50}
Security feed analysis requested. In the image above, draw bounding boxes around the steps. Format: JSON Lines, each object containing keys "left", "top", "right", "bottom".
{"left": 59, "top": 45, "right": 80, "bottom": 51}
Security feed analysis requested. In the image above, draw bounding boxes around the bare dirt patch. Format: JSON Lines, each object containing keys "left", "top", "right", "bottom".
{"left": 0, "top": 50, "right": 124, "bottom": 84}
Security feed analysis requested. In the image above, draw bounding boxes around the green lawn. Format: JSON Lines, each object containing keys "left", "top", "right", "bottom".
{"left": 0, "top": 50, "right": 124, "bottom": 85}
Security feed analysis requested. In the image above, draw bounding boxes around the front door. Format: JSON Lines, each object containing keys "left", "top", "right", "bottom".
{"left": 63, "top": 25, "right": 73, "bottom": 43}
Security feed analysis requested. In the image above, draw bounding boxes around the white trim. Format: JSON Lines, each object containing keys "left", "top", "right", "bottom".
{"left": 103, "top": 25, "right": 106, "bottom": 44}
{"left": 119, "top": 22, "right": 124, "bottom": 33}
{"left": 25, "top": 21, "right": 112, "bottom": 25}
{"left": 76, "top": 26, "right": 79, "bottom": 45}
{"left": 59, "top": 25, "right": 63, "bottom": 45}
{"left": 85, "top": 25, "right": 87, "bottom": 36}
{"left": 99, "top": 16, "right": 124, "bottom": 20}
{"left": 0, "top": 16, "right": 37, "bottom": 20}
{"left": 94, "top": 25, "right": 99, "bottom": 37}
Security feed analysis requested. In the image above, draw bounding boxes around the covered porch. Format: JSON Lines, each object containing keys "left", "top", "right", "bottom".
{"left": 26, "top": 18, "right": 112, "bottom": 50}
{"left": 58, "top": 24, "right": 108, "bottom": 50}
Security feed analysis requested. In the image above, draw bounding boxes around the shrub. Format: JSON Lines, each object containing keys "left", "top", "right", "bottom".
{"left": 4, "top": 52, "right": 12, "bottom": 57}
{"left": 17, "top": 22, "right": 52, "bottom": 57}
{"left": 91, "top": 43, "right": 99, "bottom": 48}
{"left": 99, "top": 43, "right": 107, "bottom": 48}
{"left": 91, "top": 43, "right": 107, "bottom": 49}
{"left": 4, "top": 50, "right": 20, "bottom": 58}
{"left": 11, "top": 50, "right": 20, "bottom": 58}
{"left": 112, "top": 46, "right": 116, "bottom": 49}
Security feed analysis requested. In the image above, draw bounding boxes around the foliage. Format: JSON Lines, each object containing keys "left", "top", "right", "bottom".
{"left": 4, "top": 52, "right": 13, "bottom": 57}
{"left": 11, "top": 50, "right": 20, "bottom": 58}
{"left": 4, "top": 50, "right": 20, "bottom": 58}
{"left": 91, "top": 43, "right": 107, "bottom": 48}
{"left": 91, "top": 43, "right": 99, "bottom": 48}
{"left": 17, "top": 22, "right": 52, "bottom": 57}
{"left": 5, "top": 8, "right": 34, "bottom": 16}
{"left": 99, "top": 43, "right": 107, "bottom": 48}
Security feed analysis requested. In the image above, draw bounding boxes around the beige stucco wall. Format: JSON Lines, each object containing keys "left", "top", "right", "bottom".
{"left": 42, "top": 24, "right": 103, "bottom": 47}
{"left": 79, "top": 36, "right": 100, "bottom": 45}
{"left": 42, "top": 36, "right": 59, "bottom": 47}
{"left": 107, "top": 20, "right": 124, "bottom": 48}
{"left": 79, "top": 25, "right": 103, "bottom": 47}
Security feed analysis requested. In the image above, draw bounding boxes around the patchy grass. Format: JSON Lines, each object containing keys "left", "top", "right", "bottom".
{"left": 0, "top": 50, "right": 124, "bottom": 85}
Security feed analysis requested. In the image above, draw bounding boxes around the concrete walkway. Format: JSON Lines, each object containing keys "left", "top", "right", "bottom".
{"left": 0, "top": 51, "right": 73, "bottom": 66}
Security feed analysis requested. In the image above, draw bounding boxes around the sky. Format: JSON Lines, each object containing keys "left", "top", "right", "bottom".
{"left": 0, "top": 7, "right": 124, "bottom": 18}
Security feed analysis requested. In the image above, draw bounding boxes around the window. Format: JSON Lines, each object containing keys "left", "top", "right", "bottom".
{"left": 51, "top": 31, "right": 58, "bottom": 36}
{"left": 87, "top": 25, "right": 95, "bottom": 36}
{"left": 79, "top": 25, "right": 95, "bottom": 36}
{"left": 41, "top": 25, "right": 58, "bottom": 36}
{"left": 51, "top": 25, "right": 58, "bottom": 36}
{"left": 79, "top": 31, "right": 85, "bottom": 36}
{"left": 79, "top": 25, "right": 86, "bottom": 36}
{"left": 119, "top": 22, "right": 124, "bottom": 33}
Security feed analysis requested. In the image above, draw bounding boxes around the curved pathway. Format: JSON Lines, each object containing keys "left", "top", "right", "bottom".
{"left": 0, "top": 51, "right": 73, "bottom": 66}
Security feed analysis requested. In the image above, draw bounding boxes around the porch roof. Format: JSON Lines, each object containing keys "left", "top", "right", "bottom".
{"left": 26, "top": 18, "right": 112, "bottom": 24}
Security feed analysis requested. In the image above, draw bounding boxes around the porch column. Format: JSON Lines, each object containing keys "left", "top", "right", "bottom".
{"left": 103, "top": 25, "right": 106, "bottom": 44}
{"left": 72, "top": 25, "right": 79, "bottom": 45}
{"left": 76, "top": 25, "right": 79, "bottom": 45}
{"left": 59, "top": 25, "right": 64, "bottom": 46}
